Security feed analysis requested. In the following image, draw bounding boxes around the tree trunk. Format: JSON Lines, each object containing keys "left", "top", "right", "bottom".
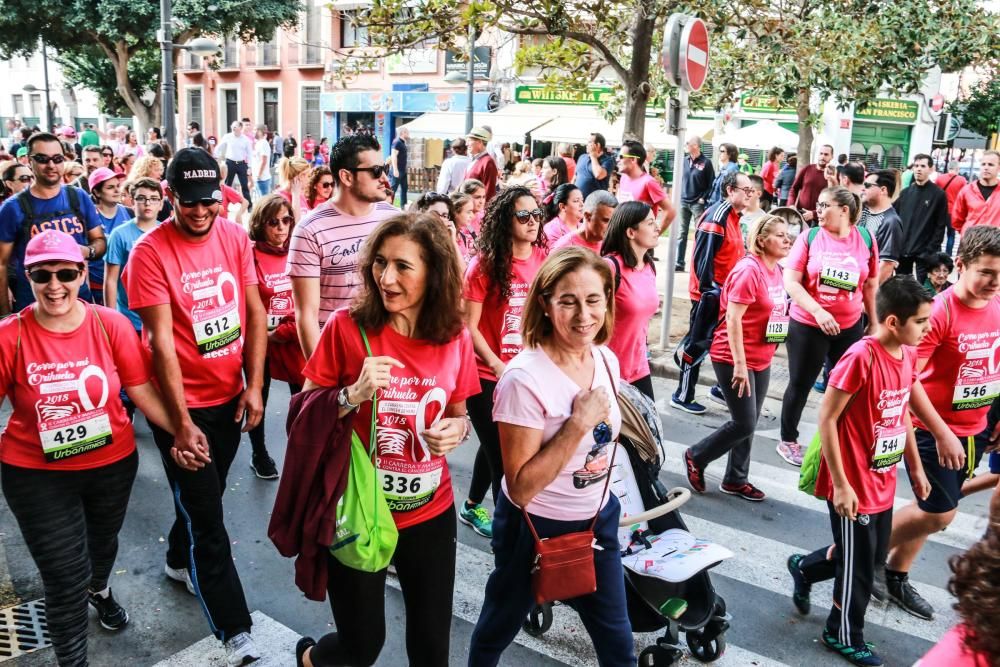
{"left": 100, "top": 41, "right": 160, "bottom": 128}
{"left": 621, "top": 14, "right": 656, "bottom": 144}
{"left": 795, "top": 87, "right": 813, "bottom": 173}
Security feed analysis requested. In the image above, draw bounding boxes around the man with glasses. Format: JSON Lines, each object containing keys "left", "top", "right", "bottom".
{"left": 894, "top": 154, "right": 950, "bottom": 284}
{"left": 123, "top": 147, "right": 266, "bottom": 666}
{"left": 216, "top": 121, "right": 254, "bottom": 205}
{"left": 288, "top": 133, "right": 399, "bottom": 358}
{"left": 616, "top": 139, "right": 673, "bottom": 234}
{"left": 860, "top": 169, "right": 905, "bottom": 285}
{"left": 0, "top": 132, "right": 105, "bottom": 315}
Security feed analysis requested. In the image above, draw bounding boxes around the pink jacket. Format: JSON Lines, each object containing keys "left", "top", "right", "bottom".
{"left": 952, "top": 181, "right": 1000, "bottom": 232}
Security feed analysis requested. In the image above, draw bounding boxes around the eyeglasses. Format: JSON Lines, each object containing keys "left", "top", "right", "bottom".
{"left": 816, "top": 201, "right": 843, "bottom": 211}
{"left": 737, "top": 186, "right": 756, "bottom": 196}
{"left": 864, "top": 181, "right": 881, "bottom": 189}
{"left": 30, "top": 153, "right": 66, "bottom": 165}
{"left": 6, "top": 175, "right": 33, "bottom": 183}
{"left": 593, "top": 419, "right": 612, "bottom": 446}
{"left": 318, "top": 181, "right": 334, "bottom": 189}
{"left": 514, "top": 209, "right": 545, "bottom": 224}
{"left": 346, "top": 165, "right": 389, "bottom": 179}
{"left": 134, "top": 195, "right": 162, "bottom": 205}
{"left": 28, "top": 268, "right": 82, "bottom": 284}
{"left": 267, "top": 215, "right": 294, "bottom": 227}
{"left": 177, "top": 198, "right": 220, "bottom": 208}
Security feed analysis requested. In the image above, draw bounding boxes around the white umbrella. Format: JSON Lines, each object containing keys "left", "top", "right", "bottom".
{"left": 715, "top": 119, "right": 799, "bottom": 151}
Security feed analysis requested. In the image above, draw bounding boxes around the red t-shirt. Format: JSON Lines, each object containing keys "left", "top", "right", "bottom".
{"left": 125, "top": 218, "right": 257, "bottom": 408}
{"left": 606, "top": 254, "right": 659, "bottom": 382}
{"left": 253, "top": 245, "right": 305, "bottom": 386}
{"left": 710, "top": 255, "right": 786, "bottom": 371}
{"left": 221, "top": 184, "right": 243, "bottom": 209}
{"left": 913, "top": 288, "right": 1000, "bottom": 437}
{"left": 786, "top": 226, "right": 877, "bottom": 329}
{"left": 760, "top": 160, "right": 778, "bottom": 195}
{"left": 302, "top": 308, "right": 480, "bottom": 529}
{"left": 814, "top": 337, "right": 917, "bottom": 514}
{"left": 918, "top": 625, "right": 991, "bottom": 667}
{"left": 0, "top": 303, "right": 150, "bottom": 470}
{"left": 562, "top": 156, "right": 576, "bottom": 183}
{"left": 463, "top": 246, "right": 547, "bottom": 381}
{"left": 302, "top": 138, "right": 316, "bottom": 161}
{"left": 465, "top": 154, "right": 499, "bottom": 202}
{"left": 553, "top": 231, "right": 601, "bottom": 253}
{"left": 617, "top": 172, "right": 667, "bottom": 217}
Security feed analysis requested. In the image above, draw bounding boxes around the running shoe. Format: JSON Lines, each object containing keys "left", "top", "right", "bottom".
{"left": 814, "top": 378, "right": 828, "bottom": 393}
{"left": 821, "top": 629, "right": 884, "bottom": 666}
{"left": 670, "top": 396, "right": 707, "bottom": 415}
{"left": 459, "top": 502, "right": 493, "bottom": 538}
{"left": 719, "top": 482, "right": 766, "bottom": 502}
{"left": 787, "top": 554, "right": 812, "bottom": 615}
{"left": 225, "top": 632, "right": 261, "bottom": 666}
{"left": 709, "top": 384, "right": 727, "bottom": 405}
{"left": 683, "top": 449, "right": 705, "bottom": 493}
{"left": 88, "top": 589, "right": 129, "bottom": 631}
{"left": 871, "top": 567, "right": 887, "bottom": 603}
{"left": 296, "top": 637, "right": 316, "bottom": 667}
{"left": 164, "top": 564, "right": 196, "bottom": 596}
{"left": 250, "top": 454, "right": 279, "bottom": 480}
{"left": 886, "top": 573, "right": 934, "bottom": 620}
{"left": 776, "top": 440, "right": 803, "bottom": 466}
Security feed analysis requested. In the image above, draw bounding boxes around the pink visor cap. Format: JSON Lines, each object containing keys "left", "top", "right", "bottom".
{"left": 24, "top": 230, "right": 83, "bottom": 268}
{"left": 88, "top": 167, "right": 122, "bottom": 192}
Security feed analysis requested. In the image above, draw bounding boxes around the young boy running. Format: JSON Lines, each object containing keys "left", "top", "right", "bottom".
{"left": 787, "top": 276, "right": 934, "bottom": 666}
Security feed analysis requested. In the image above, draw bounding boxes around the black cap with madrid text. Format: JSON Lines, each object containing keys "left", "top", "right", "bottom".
{"left": 166, "top": 147, "right": 223, "bottom": 202}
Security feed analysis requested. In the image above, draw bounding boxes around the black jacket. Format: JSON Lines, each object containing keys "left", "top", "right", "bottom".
{"left": 894, "top": 181, "right": 950, "bottom": 258}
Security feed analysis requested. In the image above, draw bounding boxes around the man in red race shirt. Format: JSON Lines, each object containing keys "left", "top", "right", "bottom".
{"left": 124, "top": 147, "right": 268, "bottom": 665}
{"left": 464, "top": 126, "right": 499, "bottom": 203}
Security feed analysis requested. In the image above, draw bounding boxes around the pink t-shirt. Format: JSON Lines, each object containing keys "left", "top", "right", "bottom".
{"left": 303, "top": 308, "right": 480, "bottom": 529}
{"left": 913, "top": 287, "right": 1000, "bottom": 437}
{"left": 493, "top": 345, "right": 622, "bottom": 521}
{"left": 463, "top": 247, "right": 548, "bottom": 381}
{"left": 125, "top": 217, "right": 257, "bottom": 408}
{"left": 543, "top": 217, "right": 575, "bottom": 248}
{"left": 286, "top": 201, "right": 399, "bottom": 326}
{"left": 710, "top": 255, "right": 786, "bottom": 371}
{"left": 786, "top": 226, "right": 877, "bottom": 329}
{"left": 553, "top": 231, "right": 601, "bottom": 253}
{"left": 917, "top": 625, "right": 990, "bottom": 667}
{"left": 617, "top": 172, "right": 667, "bottom": 216}
{"left": 606, "top": 254, "right": 658, "bottom": 382}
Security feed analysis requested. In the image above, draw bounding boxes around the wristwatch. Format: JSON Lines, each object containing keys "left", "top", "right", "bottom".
{"left": 87, "top": 245, "right": 96, "bottom": 261}
{"left": 337, "top": 386, "right": 360, "bottom": 411}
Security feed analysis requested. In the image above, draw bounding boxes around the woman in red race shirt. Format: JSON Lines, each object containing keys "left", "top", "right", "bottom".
{"left": 460, "top": 186, "right": 548, "bottom": 537}
{"left": 296, "top": 213, "right": 479, "bottom": 667}
{"left": 246, "top": 193, "right": 306, "bottom": 480}
{"left": 0, "top": 230, "right": 177, "bottom": 666}
{"left": 684, "top": 215, "right": 791, "bottom": 501}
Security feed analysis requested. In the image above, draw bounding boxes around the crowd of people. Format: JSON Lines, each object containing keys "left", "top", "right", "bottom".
{"left": 0, "top": 120, "right": 998, "bottom": 667}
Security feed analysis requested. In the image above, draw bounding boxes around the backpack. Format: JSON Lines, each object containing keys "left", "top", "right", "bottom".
{"left": 805, "top": 224, "right": 873, "bottom": 261}
{"left": 15, "top": 186, "right": 86, "bottom": 247}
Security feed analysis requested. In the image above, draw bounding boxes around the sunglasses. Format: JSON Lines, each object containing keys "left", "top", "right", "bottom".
{"left": 514, "top": 208, "right": 545, "bottom": 224}
{"left": 864, "top": 181, "right": 881, "bottom": 189}
{"left": 177, "top": 198, "right": 220, "bottom": 208}
{"left": 593, "top": 419, "right": 613, "bottom": 446}
{"left": 30, "top": 154, "right": 66, "bottom": 165}
{"left": 267, "top": 215, "right": 294, "bottom": 227}
{"left": 318, "top": 181, "right": 334, "bottom": 189}
{"left": 102, "top": 152, "right": 114, "bottom": 157}
{"left": 28, "top": 268, "right": 82, "bottom": 284}
{"left": 6, "top": 175, "right": 33, "bottom": 183}
{"left": 346, "top": 165, "right": 389, "bottom": 179}
{"left": 618, "top": 153, "right": 641, "bottom": 160}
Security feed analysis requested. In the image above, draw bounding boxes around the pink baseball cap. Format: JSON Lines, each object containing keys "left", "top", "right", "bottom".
{"left": 88, "top": 167, "right": 122, "bottom": 192}
{"left": 24, "top": 230, "right": 82, "bottom": 268}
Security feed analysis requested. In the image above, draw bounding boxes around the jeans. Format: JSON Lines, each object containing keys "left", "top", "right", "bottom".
{"left": 677, "top": 201, "right": 704, "bottom": 269}
{"left": 466, "top": 378, "right": 502, "bottom": 505}
{"left": 390, "top": 172, "right": 408, "bottom": 206}
{"left": 225, "top": 159, "right": 252, "bottom": 203}
{"left": 469, "top": 493, "right": 634, "bottom": 667}
{"left": 256, "top": 178, "right": 272, "bottom": 196}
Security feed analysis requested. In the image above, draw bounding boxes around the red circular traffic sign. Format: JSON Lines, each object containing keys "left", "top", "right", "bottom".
{"left": 930, "top": 93, "right": 945, "bottom": 113}
{"left": 679, "top": 18, "right": 709, "bottom": 92}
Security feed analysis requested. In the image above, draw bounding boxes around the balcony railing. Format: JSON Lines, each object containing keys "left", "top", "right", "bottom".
{"left": 246, "top": 43, "right": 281, "bottom": 68}
{"left": 287, "top": 41, "right": 327, "bottom": 67}
{"left": 219, "top": 45, "right": 240, "bottom": 70}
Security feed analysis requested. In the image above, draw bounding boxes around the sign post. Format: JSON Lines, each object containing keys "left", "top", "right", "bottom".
{"left": 659, "top": 14, "right": 709, "bottom": 349}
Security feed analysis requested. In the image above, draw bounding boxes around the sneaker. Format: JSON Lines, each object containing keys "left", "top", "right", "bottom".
{"left": 709, "top": 384, "right": 727, "bottom": 405}
{"left": 164, "top": 564, "right": 196, "bottom": 596}
{"left": 250, "top": 454, "right": 279, "bottom": 480}
{"left": 88, "top": 589, "right": 129, "bottom": 631}
{"left": 871, "top": 567, "right": 887, "bottom": 603}
{"left": 683, "top": 449, "right": 705, "bottom": 493}
{"left": 821, "top": 629, "right": 884, "bottom": 666}
{"left": 776, "top": 440, "right": 804, "bottom": 466}
{"left": 225, "top": 632, "right": 261, "bottom": 666}
{"left": 670, "top": 396, "right": 707, "bottom": 415}
{"left": 814, "top": 378, "right": 828, "bottom": 393}
{"left": 787, "top": 554, "right": 812, "bottom": 615}
{"left": 459, "top": 502, "right": 493, "bottom": 538}
{"left": 296, "top": 636, "right": 316, "bottom": 667}
{"left": 674, "top": 264, "right": 686, "bottom": 272}
{"left": 886, "top": 573, "right": 934, "bottom": 620}
{"left": 719, "top": 482, "right": 766, "bottom": 502}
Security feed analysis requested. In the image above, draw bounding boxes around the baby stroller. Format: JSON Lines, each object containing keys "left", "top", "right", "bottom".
{"left": 524, "top": 383, "right": 733, "bottom": 666}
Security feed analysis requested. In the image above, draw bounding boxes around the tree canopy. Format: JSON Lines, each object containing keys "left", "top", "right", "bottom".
{"left": 949, "top": 72, "right": 1000, "bottom": 143}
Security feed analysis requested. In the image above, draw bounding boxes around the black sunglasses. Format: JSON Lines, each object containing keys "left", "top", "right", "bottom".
{"left": 346, "top": 165, "right": 389, "bottom": 179}
{"left": 30, "top": 154, "right": 66, "bottom": 165}
{"left": 514, "top": 208, "right": 545, "bottom": 224}
{"left": 267, "top": 215, "right": 294, "bottom": 228}
{"left": 28, "top": 268, "right": 82, "bottom": 284}
{"left": 593, "top": 419, "right": 612, "bottom": 446}
{"left": 101, "top": 151, "right": 114, "bottom": 157}
{"left": 318, "top": 181, "right": 334, "bottom": 189}
{"left": 7, "top": 175, "right": 33, "bottom": 183}
{"left": 177, "top": 198, "right": 220, "bottom": 208}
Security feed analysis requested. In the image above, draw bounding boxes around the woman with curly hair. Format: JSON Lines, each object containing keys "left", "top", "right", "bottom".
{"left": 305, "top": 166, "right": 334, "bottom": 212}
{"left": 458, "top": 186, "right": 548, "bottom": 537}
{"left": 917, "top": 526, "right": 1000, "bottom": 666}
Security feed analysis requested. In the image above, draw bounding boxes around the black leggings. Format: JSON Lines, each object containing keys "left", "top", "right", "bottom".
{"left": 2, "top": 451, "right": 138, "bottom": 666}
{"left": 310, "top": 505, "right": 457, "bottom": 667}
{"left": 630, "top": 374, "right": 655, "bottom": 401}
{"left": 466, "top": 378, "right": 502, "bottom": 506}
{"left": 780, "top": 318, "right": 863, "bottom": 442}
{"left": 248, "top": 359, "right": 302, "bottom": 458}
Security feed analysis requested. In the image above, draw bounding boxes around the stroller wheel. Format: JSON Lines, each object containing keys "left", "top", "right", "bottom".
{"left": 639, "top": 644, "right": 681, "bottom": 667}
{"left": 522, "top": 603, "right": 553, "bottom": 637}
{"left": 686, "top": 628, "right": 726, "bottom": 662}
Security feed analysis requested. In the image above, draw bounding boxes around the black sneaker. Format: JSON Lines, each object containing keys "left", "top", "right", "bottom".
{"left": 250, "top": 454, "right": 279, "bottom": 480}
{"left": 886, "top": 574, "right": 934, "bottom": 620}
{"left": 787, "top": 554, "right": 811, "bottom": 615}
{"left": 871, "top": 567, "right": 887, "bottom": 603}
{"left": 88, "top": 589, "right": 129, "bottom": 631}
{"left": 821, "top": 629, "right": 884, "bottom": 666}
{"left": 296, "top": 636, "right": 316, "bottom": 667}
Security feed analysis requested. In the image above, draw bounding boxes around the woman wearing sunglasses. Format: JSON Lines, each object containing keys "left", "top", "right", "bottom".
{"left": 459, "top": 186, "right": 548, "bottom": 537}
{"left": 246, "top": 193, "right": 306, "bottom": 481}
{"left": 0, "top": 230, "right": 175, "bottom": 666}
{"left": 293, "top": 213, "right": 479, "bottom": 667}
{"left": 1, "top": 160, "right": 33, "bottom": 204}
{"left": 469, "top": 246, "right": 632, "bottom": 666}
{"left": 305, "top": 166, "right": 334, "bottom": 212}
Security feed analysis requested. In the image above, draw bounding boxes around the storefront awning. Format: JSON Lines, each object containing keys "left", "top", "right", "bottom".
{"left": 531, "top": 115, "right": 679, "bottom": 148}
{"left": 400, "top": 104, "right": 573, "bottom": 143}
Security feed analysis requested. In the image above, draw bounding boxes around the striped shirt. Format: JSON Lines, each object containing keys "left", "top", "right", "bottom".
{"left": 286, "top": 200, "right": 400, "bottom": 325}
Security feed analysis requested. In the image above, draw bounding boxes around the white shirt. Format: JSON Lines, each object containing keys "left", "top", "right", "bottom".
{"left": 436, "top": 155, "right": 472, "bottom": 194}
{"left": 216, "top": 132, "right": 254, "bottom": 163}
{"left": 253, "top": 138, "right": 272, "bottom": 181}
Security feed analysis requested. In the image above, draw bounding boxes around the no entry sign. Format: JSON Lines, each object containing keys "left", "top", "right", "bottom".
{"left": 678, "top": 18, "right": 709, "bottom": 92}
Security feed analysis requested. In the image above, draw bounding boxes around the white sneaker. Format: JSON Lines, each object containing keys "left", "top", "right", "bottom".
{"left": 225, "top": 632, "right": 261, "bottom": 666}
{"left": 164, "top": 564, "right": 196, "bottom": 596}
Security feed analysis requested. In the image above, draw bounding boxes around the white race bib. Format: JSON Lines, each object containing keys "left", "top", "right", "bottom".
{"left": 871, "top": 429, "right": 906, "bottom": 471}
{"left": 39, "top": 409, "right": 113, "bottom": 462}
{"left": 193, "top": 300, "right": 241, "bottom": 354}
{"left": 376, "top": 461, "right": 443, "bottom": 512}
{"left": 765, "top": 315, "right": 789, "bottom": 343}
{"left": 819, "top": 265, "right": 860, "bottom": 292}
{"left": 952, "top": 380, "right": 1000, "bottom": 411}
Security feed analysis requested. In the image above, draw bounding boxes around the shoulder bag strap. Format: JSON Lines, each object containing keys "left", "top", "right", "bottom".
{"left": 357, "top": 322, "right": 378, "bottom": 461}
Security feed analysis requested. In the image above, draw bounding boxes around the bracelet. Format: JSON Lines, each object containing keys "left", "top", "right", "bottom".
{"left": 458, "top": 414, "right": 473, "bottom": 443}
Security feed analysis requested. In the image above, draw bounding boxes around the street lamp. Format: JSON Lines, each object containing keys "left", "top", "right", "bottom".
{"left": 24, "top": 40, "right": 52, "bottom": 131}
{"left": 158, "top": 0, "right": 220, "bottom": 152}
{"left": 443, "top": 23, "right": 477, "bottom": 134}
